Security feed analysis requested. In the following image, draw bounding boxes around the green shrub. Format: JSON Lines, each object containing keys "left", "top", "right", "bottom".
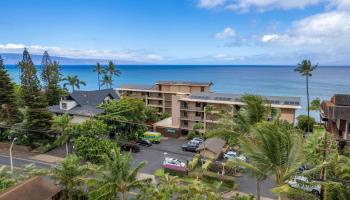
{"left": 286, "top": 188, "right": 318, "bottom": 200}
{"left": 230, "top": 193, "right": 255, "bottom": 200}
{"left": 297, "top": 115, "right": 316, "bottom": 132}
{"left": 75, "top": 136, "right": 116, "bottom": 163}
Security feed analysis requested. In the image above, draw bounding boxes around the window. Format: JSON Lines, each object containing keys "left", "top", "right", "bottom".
{"left": 195, "top": 112, "right": 201, "bottom": 117}
{"left": 195, "top": 102, "right": 201, "bottom": 108}
{"left": 183, "top": 111, "right": 188, "bottom": 117}
{"left": 158, "top": 100, "right": 162, "bottom": 105}
{"left": 200, "top": 87, "right": 205, "bottom": 92}
{"left": 158, "top": 93, "right": 162, "bottom": 97}
{"left": 183, "top": 121, "right": 188, "bottom": 126}
{"left": 182, "top": 102, "right": 188, "bottom": 109}
{"left": 141, "top": 92, "right": 146, "bottom": 96}
{"left": 61, "top": 103, "right": 67, "bottom": 109}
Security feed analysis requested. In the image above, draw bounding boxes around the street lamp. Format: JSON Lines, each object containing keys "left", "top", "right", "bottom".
{"left": 9, "top": 137, "right": 17, "bottom": 173}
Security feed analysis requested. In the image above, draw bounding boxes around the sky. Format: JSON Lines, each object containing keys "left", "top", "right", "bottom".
{"left": 0, "top": 0, "right": 349, "bottom": 65}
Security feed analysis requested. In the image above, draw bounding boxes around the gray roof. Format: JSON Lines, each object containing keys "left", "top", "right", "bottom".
{"left": 187, "top": 92, "right": 300, "bottom": 106}
{"left": 49, "top": 89, "right": 119, "bottom": 117}
{"left": 156, "top": 80, "right": 212, "bottom": 86}
{"left": 321, "top": 94, "right": 350, "bottom": 120}
{"left": 332, "top": 94, "right": 350, "bottom": 106}
{"left": 68, "top": 88, "right": 119, "bottom": 107}
{"left": 118, "top": 84, "right": 157, "bottom": 90}
{"left": 49, "top": 105, "right": 104, "bottom": 116}
{"left": 198, "top": 137, "right": 226, "bottom": 154}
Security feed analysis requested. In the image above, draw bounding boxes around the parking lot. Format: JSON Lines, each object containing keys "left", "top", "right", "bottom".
{"left": 131, "top": 137, "right": 275, "bottom": 198}
{"left": 132, "top": 137, "right": 194, "bottom": 174}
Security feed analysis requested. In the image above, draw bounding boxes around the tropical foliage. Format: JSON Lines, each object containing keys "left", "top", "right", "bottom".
{"left": 295, "top": 59, "right": 317, "bottom": 133}
{"left": 52, "top": 155, "right": 90, "bottom": 200}
{"left": 88, "top": 147, "right": 146, "bottom": 200}
{"left": 62, "top": 75, "right": 86, "bottom": 92}
{"left": 97, "top": 98, "right": 148, "bottom": 139}
{"left": 41, "top": 51, "right": 62, "bottom": 105}
{"left": 18, "top": 49, "right": 52, "bottom": 146}
{"left": 0, "top": 55, "right": 19, "bottom": 126}
{"left": 297, "top": 115, "right": 316, "bottom": 133}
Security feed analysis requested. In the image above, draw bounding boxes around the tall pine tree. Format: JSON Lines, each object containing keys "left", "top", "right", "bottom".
{"left": 19, "top": 49, "right": 52, "bottom": 146}
{"left": 41, "top": 51, "right": 62, "bottom": 105}
{"left": 0, "top": 55, "right": 19, "bottom": 126}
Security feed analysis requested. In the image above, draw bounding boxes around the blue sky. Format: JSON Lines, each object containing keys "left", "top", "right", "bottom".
{"left": 0, "top": 0, "right": 349, "bottom": 64}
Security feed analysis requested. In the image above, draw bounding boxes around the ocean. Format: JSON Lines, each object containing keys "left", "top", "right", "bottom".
{"left": 5, "top": 65, "right": 350, "bottom": 119}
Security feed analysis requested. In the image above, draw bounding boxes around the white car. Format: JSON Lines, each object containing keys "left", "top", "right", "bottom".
{"left": 224, "top": 151, "right": 247, "bottom": 162}
{"left": 288, "top": 176, "right": 321, "bottom": 197}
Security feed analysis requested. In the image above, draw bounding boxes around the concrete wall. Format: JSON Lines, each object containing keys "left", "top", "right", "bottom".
{"left": 70, "top": 115, "right": 90, "bottom": 124}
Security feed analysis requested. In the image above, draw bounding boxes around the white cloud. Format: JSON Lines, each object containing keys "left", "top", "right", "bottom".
{"left": 261, "top": 11, "right": 350, "bottom": 46}
{"left": 197, "top": 0, "right": 322, "bottom": 12}
{"left": 261, "top": 34, "right": 280, "bottom": 42}
{"left": 214, "top": 27, "right": 236, "bottom": 39}
{"left": 327, "top": 0, "right": 350, "bottom": 11}
{"left": 0, "top": 43, "right": 164, "bottom": 62}
{"left": 198, "top": 0, "right": 226, "bottom": 8}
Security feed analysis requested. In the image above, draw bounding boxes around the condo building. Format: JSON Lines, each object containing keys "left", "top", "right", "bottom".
{"left": 117, "top": 81, "right": 301, "bottom": 137}
{"left": 117, "top": 81, "right": 213, "bottom": 114}
{"left": 321, "top": 94, "right": 350, "bottom": 143}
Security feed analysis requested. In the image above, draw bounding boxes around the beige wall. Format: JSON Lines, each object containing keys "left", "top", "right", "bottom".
{"left": 280, "top": 108, "right": 296, "bottom": 124}
{"left": 159, "top": 84, "right": 210, "bottom": 93}
{"left": 70, "top": 115, "right": 90, "bottom": 124}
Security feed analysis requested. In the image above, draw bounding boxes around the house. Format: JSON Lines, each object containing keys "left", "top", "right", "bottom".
{"left": 321, "top": 94, "right": 350, "bottom": 144}
{"left": 49, "top": 88, "right": 119, "bottom": 123}
{"left": 0, "top": 176, "right": 62, "bottom": 200}
{"left": 197, "top": 137, "right": 228, "bottom": 160}
{"left": 118, "top": 80, "right": 301, "bottom": 138}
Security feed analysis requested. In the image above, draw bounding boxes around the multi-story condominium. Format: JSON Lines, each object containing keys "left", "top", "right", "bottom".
{"left": 321, "top": 94, "right": 350, "bottom": 143}
{"left": 172, "top": 92, "right": 301, "bottom": 135}
{"left": 117, "top": 80, "right": 301, "bottom": 137}
{"left": 117, "top": 81, "right": 213, "bottom": 114}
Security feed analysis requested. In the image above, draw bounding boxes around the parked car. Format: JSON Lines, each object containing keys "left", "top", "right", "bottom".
{"left": 223, "top": 151, "right": 247, "bottom": 162}
{"left": 191, "top": 137, "right": 204, "bottom": 143}
{"left": 163, "top": 157, "right": 187, "bottom": 172}
{"left": 120, "top": 142, "right": 141, "bottom": 153}
{"left": 182, "top": 140, "right": 201, "bottom": 152}
{"left": 136, "top": 139, "right": 152, "bottom": 147}
{"left": 288, "top": 176, "right": 321, "bottom": 197}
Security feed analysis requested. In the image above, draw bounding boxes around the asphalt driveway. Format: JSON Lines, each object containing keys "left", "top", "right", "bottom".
{"left": 131, "top": 137, "right": 276, "bottom": 199}
{"left": 132, "top": 137, "right": 194, "bottom": 174}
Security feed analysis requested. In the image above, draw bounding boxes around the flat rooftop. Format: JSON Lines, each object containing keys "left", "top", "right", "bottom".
{"left": 183, "top": 92, "right": 301, "bottom": 107}
{"left": 118, "top": 84, "right": 157, "bottom": 90}
{"left": 155, "top": 80, "right": 212, "bottom": 86}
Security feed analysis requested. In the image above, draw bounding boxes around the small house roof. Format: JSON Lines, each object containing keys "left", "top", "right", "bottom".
{"left": 0, "top": 176, "right": 61, "bottom": 200}
{"left": 69, "top": 88, "right": 119, "bottom": 107}
{"left": 198, "top": 137, "right": 226, "bottom": 155}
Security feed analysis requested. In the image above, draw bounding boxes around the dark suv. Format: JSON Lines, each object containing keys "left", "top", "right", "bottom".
{"left": 120, "top": 142, "right": 141, "bottom": 153}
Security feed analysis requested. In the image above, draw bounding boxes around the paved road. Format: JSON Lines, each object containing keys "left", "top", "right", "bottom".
{"left": 0, "top": 153, "right": 55, "bottom": 168}
{"left": 131, "top": 138, "right": 276, "bottom": 199}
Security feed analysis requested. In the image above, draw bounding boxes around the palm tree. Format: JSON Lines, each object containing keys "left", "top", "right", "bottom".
{"left": 137, "top": 174, "right": 179, "bottom": 200}
{"left": 51, "top": 114, "right": 71, "bottom": 156}
{"left": 62, "top": 75, "right": 86, "bottom": 92}
{"left": 295, "top": 60, "right": 317, "bottom": 133}
{"left": 93, "top": 62, "right": 103, "bottom": 90}
{"left": 88, "top": 147, "right": 146, "bottom": 200}
{"left": 240, "top": 121, "right": 304, "bottom": 200}
{"left": 100, "top": 69, "right": 112, "bottom": 89}
{"left": 52, "top": 155, "right": 89, "bottom": 200}
{"left": 105, "top": 60, "right": 121, "bottom": 88}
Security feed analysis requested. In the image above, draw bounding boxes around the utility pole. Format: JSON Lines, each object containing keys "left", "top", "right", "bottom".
{"left": 319, "top": 131, "right": 330, "bottom": 200}
{"left": 9, "top": 137, "right": 17, "bottom": 173}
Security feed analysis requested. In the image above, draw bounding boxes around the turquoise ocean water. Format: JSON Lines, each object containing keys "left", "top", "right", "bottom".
{"left": 5, "top": 65, "right": 350, "bottom": 118}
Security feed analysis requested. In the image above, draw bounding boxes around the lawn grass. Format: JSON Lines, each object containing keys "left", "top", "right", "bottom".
{"left": 153, "top": 167, "right": 236, "bottom": 192}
